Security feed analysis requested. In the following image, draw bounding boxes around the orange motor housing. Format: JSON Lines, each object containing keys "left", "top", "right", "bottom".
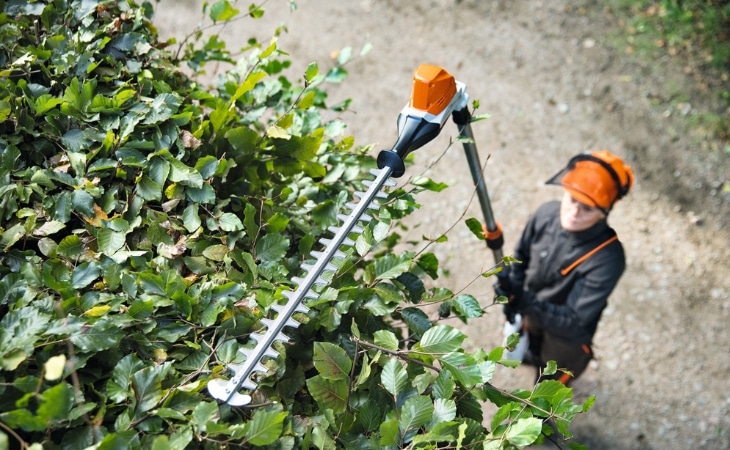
{"left": 410, "top": 64, "right": 457, "bottom": 115}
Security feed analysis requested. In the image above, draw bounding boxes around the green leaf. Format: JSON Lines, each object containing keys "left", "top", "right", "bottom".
{"left": 194, "top": 155, "right": 218, "bottom": 179}
{"left": 506, "top": 417, "right": 542, "bottom": 446}
{"left": 379, "top": 419, "right": 400, "bottom": 446}
{"left": 306, "top": 375, "right": 348, "bottom": 414}
{"left": 1, "top": 224, "right": 25, "bottom": 250}
{"left": 432, "top": 371, "right": 455, "bottom": 399}
{"left": 219, "top": 212, "right": 243, "bottom": 231}
{"left": 37, "top": 383, "right": 74, "bottom": 421}
{"left": 439, "top": 353, "right": 482, "bottom": 388}
{"left": 70, "top": 319, "right": 124, "bottom": 352}
{"left": 416, "top": 252, "right": 439, "bottom": 279}
{"left": 427, "top": 398, "right": 457, "bottom": 431}
{"left": 381, "top": 358, "right": 408, "bottom": 397}
{"left": 139, "top": 272, "right": 166, "bottom": 295}
{"left": 264, "top": 212, "right": 288, "bottom": 233}
{"left": 62, "top": 129, "right": 93, "bottom": 152}
{"left": 231, "top": 70, "right": 266, "bottom": 104}
{"left": 72, "top": 262, "right": 101, "bottom": 289}
{"left": 57, "top": 235, "right": 83, "bottom": 259}
{"left": 245, "top": 409, "right": 287, "bottom": 446}
{"left": 186, "top": 184, "right": 216, "bottom": 203}
{"left": 465, "top": 217, "right": 486, "bottom": 241}
{"left": 399, "top": 395, "right": 433, "bottom": 433}
{"left": 182, "top": 204, "right": 202, "bottom": 233}
{"left": 137, "top": 175, "right": 162, "bottom": 201}
{"left": 452, "top": 294, "right": 483, "bottom": 319}
{"left": 132, "top": 364, "right": 170, "bottom": 417}
{"left": 373, "top": 330, "right": 399, "bottom": 351}
{"left": 97, "top": 228, "right": 126, "bottom": 254}
{"left": 410, "top": 176, "right": 448, "bottom": 192}
{"left": 415, "top": 325, "right": 465, "bottom": 355}
{"left": 191, "top": 401, "right": 219, "bottom": 434}
{"left": 373, "top": 254, "right": 411, "bottom": 280}
{"left": 202, "top": 244, "right": 228, "bottom": 261}
{"left": 544, "top": 360, "right": 558, "bottom": 376}
{"left": 312, "top": 342, "right": 352, "bottom": 381}
{"left": 143, "top": 93, "right": 181, "bottom": 125}
{"left": 304, "top": 62, "right": 319, "bottom": 83}
{"left": 532, "top": 379, "right": 564, "bottom": 400}
{"left": 32, "top": 220, "right": 66, "bottom": 237}
{"left": 255, "top": 233, "right": 289, "bottom": 262}
{"left": 71, "top": 189, "right": 95, "bottom": 216}
{"left": 210, "top": 0, "right": 240, "bottom": 22}
{"left": 400, "top": 307, "right": 431, "bottom": 338}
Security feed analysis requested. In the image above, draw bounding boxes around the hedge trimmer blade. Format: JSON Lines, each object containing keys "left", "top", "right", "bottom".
{"left": 207, "top": 168, "right": 395, "bottom": 405}
{"left": 208, "top": 64, "right": 465, "bottom": 406}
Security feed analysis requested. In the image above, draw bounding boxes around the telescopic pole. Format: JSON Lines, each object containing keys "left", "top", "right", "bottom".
{"left": 452, "top": 107, "right": 504, "bottom": 266}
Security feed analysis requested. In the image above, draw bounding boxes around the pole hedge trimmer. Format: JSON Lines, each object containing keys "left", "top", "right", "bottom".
{"left": 207, "top": 64, "right": 504, "bottom": 406}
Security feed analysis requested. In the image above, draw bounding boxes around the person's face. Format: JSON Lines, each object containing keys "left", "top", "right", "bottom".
{"left": 559, "top": 191, "right": 607, "bottom": 232}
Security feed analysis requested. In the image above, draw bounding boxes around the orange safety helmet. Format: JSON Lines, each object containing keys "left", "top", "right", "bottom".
{"left": 547, "top": 150, "right": 634, "bottom": 213}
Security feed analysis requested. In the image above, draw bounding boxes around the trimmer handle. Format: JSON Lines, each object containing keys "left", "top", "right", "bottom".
{"left": 378, "top": 64, "right": 468, "bottom": 177}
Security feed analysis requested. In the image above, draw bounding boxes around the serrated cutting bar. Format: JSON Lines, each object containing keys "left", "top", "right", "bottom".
{"left": 207, "top": 63, "right": 469, "bottom": 406}
{"left": 207, "top": 167, "right": 396, "bottom": 406}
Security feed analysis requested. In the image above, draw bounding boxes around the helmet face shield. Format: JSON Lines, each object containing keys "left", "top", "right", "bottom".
{"left": 547, "top": 151, "right": 634, "bottom": 213}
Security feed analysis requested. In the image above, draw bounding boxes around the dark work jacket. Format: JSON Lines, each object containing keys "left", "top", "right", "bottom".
{"left": 509, "top": 201, "right": 625, "bottom": 346}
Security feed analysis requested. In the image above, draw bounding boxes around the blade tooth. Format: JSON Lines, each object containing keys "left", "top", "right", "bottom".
{"left": 241, "top": 378, "right": 258, "bottom": 391}
{"left": 295, "top": 304, "right": 309, "bottom": 313}
{"left": 359, "top": 213, "right": 372, "bottom": 223}
{"left": 341, "top": 237, "right": 354, "bottom": 246}
{"left": 284, "top": 318, "right": 300, "bottom": 329}
{"left": 253, "top": 363, "right": 268, "bottom": 375}
{"left": 319, "top": 238, "right": 333, "bottom": 246}
{"left": 353, "top": 191, "right": 366, "bottom": 199}
{"left": 301, "top": 263, "right": 314, "bottom": 272}
{"left": 247, "top": 331, "right": 266, "bottom": 344}
{"left": 350, "top": 224, "right": 364, "bottom": 234}
{"left": 207, "top": 379, "right": 252, "bottom": 406}
{"left": 259, "top": 318, "right": 275, "bottom": 329}
{"left": 366, "top": 201, "right": 381, "bottom": 210}
{"left": 362, "top": 179, "right": 374, "bottom": 187}
{"left": 333, "top": 250, "right": 346, "bottom": 258}
{"left": 311, "top": 250, "right": 325, "bottom": 259}
{"left": 292, "top": 276, "right": 305, "bottom": 285}
{"left": 345, "top": 202, "right": 357, "bottom": 210}
{"left": 324, "top": 263, "right": 336, "bottom": 272}
{"left": 273, "top": 333, "right": 291, "bottom": 343}
{"left": 263, "top": 347, "right": 279, "bottom": 358}
{"left": 303, "top": 291, "right": 318, "bottom": 299}
{"left": 383, "top": 178, "right": 397, "bottom": 187}
{"left": 228, "top": 363, "right": 244, "bottom": 373}
{"left": 336, "top": 213, "right": 350, "bottom": 223}
{"left": 314, "top": 276, "right": 328, "bottom": 286}
{"left": 270, "top": 303, "right": 284, "bottom": 313}
{"left": 374, "top": 190, "right": 388, "bottom": 199}
{"left": 236, "top": 348, "right": 251, "bottom": 360}
{"left": 282, "top": 290, "right": 295, "bottom": 299}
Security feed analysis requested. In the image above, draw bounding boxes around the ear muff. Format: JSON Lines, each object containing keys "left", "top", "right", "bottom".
{"left": 547, "top": 151, "right": 633, "bottom": 213}
{"left": 567, "top": 154, "right": 628, "bottom": 200}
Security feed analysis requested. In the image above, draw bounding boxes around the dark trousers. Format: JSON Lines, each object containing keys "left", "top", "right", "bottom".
{"left": 524, "top": 317, "right": 593, "bottom": 385}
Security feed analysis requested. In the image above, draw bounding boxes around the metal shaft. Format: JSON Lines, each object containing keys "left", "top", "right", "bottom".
{"left": 454, "top": 110, "right": 503, "bottom": 265}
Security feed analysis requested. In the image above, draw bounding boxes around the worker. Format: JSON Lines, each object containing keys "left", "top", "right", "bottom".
{"left": 496, "top": 150, "right": 634, "bottom": 385}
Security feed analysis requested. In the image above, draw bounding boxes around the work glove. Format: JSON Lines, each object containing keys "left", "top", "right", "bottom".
{"left": 493, "top": 267, "right": 519, "bottom": 323}
{"left": 495, "top": 285, "right": 521, "bottom": 323}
